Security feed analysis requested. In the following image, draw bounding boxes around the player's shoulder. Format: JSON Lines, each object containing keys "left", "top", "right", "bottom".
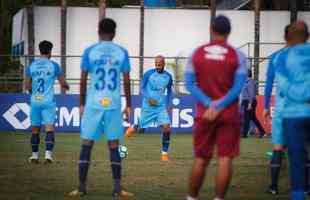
{"left": 163, "top": 70, "right": 173, "bottom": 79}
{"left": 83, "top": 42, "right": 100, "bottom": 55}
{"left": 110, "top": 42, "right": 129, "bottom": 54}
{"left": 289, "top": 43, "right": 310, "bottom": 55}
{"left": 273, "top": 47, "right": 290, "bottom": 64}
{"left": 49, "top": 60, "right": 60, "bottom": 67}
{"left": 144, "top": 68, "right": 156, "bottom": 75}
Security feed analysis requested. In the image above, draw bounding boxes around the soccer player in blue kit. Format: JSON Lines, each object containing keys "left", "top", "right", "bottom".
{"left": 67, "top": 18, "right": 133, "bottom": 198}
{"left": 274, "top": 21, "right": 310, "bottom": 200}
{"left": 126, "top": 55, "right": 173, "bottom": 161}
{"left": 264, "top": 23, "right": 310, "bottom": 195}
{"left": 25, "top": 40, "right": 69, "bottom": 164}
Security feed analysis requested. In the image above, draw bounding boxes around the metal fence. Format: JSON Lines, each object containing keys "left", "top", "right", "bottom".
{"left": 0, "top": 42, "right": 284, "bottom": 95}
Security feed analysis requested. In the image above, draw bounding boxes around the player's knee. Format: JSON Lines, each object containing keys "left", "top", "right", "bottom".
{"left": 194, "top": 157, "right": 210, "bottom": 168}
{"left": 45, "top": 125, "right": 54, "bottom": 132}
{"left": 32, "top": 127, "right": 40, "bottom": 134}
{"left": 273, "top": 145, "right": 284, "bottom": 151}
{"left": 162, "top": 124, "right": 171, "bottom": 133}
{"left": 82, "top": 139, "right": 94, "bottom": 146}
{"left": 108, "top": 140, "right": 119, "bottom": 149}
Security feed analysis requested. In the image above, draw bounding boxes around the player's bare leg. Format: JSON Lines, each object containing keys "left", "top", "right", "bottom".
{"left": 161, "top": 124, "right": 171, "bottom": 161}
{"left": 44, "top": 124, "right": 55, "bottom": 164}
{"left": 67, "top": 139, "right": 94, "bottom": 197}
{"left": 215, "top": 157, "right": 233, "bottom": 199}
{"left": 109, "top": 140, "right": 134, "bottom": 198}
{"left": 29, "top": 126, "right": 41, "bottom": 164}
{"left": 187, "top": 157, "right": 210, "bottom": 199}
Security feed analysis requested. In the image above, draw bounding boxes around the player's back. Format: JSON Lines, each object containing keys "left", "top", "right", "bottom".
{"left": 281, "top": 43, "right": 310, "bottom": 118}
{"left": 82, "top": 41, "right": 130, "bottom": 110}
{"left": 191, "top": 41, "right": 241, "bottom": 118}
{"left": 269, "top": 48, "right": 288, "bottom": 113}
{"left": 26, "top": 58, "right": 61, "bottom": 105}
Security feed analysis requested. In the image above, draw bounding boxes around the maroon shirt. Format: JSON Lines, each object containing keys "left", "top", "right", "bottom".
{"left": 190, "top": 40, "right": 244, "bottom": 121}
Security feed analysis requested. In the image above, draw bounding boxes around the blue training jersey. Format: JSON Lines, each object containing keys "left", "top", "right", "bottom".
{"left": 81, "top": 41, "right": 130, "bottom": 110}
{"left": 264, "top": 48, "right": 288, "bottom": 113}
{"left": 275, "top": 43, "right": 310, "bottom": 118}
{"left": 141, "top": 69, "right": 173, "bottom": 110}
{"left": 26, "top": 58, "right": 62, "bottom": 104}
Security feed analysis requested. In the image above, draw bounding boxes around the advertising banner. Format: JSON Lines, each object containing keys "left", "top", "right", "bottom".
{"left": 0, "top": 94, "right": 273, "bottom": 133}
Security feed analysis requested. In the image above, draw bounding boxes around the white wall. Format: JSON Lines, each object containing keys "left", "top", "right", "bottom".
{"left": 14, "top": 7, "right": 310, "bottom": 94}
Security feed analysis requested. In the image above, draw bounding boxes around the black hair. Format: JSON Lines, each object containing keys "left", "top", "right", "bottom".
{"left": 211, "top": 15, "right": 231, "bottom": 35}
{"left": 39, "top": 40, "right": 53, "bottom": 55}
{"left": 284, "top": 24, "right": 291, "bottom": 41}
{"left": 98, "top": 18, "right": 117, "bottom": 35}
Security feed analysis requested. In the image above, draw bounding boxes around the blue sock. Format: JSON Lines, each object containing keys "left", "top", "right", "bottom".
{"left": 110, "top": 147, "right": 121, "bottom": 193}
{"left": 45, "top": 131, "right": 55, "bottom": 152}
{"left": 161, "top": 131, "right": 170, "bottom": 153}
{"left": 31, "top": 134, "right": 40, "bottom": 153}
{"left": 292, "top": 190, "right": 305, "bottom": 200}
{"left": 79, "top": 144, "right": 92, "bottom": 193}
{"left": 270, "top": 151, "right": 282, "bottom": 189}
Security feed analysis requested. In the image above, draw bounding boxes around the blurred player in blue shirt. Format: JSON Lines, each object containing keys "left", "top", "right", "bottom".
{"left": 25, "top": 40, "right": 69, "bottom": 164}
{"left": 67, "top": 18, "right": 133, "bottom": 198}
{"left": 274, "top": 21, "right": 310, "bottom": 200}
{"left": 126, "top": 55, "right": 173, "bottom": 161}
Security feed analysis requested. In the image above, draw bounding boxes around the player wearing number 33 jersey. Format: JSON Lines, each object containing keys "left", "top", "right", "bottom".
{"left": 80, "top": 37, "right": 130, "bottom": 141}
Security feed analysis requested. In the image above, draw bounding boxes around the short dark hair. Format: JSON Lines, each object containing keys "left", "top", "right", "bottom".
{"left": 284, "top": 24, "right": 291, "bottom": 41}
{"left": 211, "top": 15, "right": 231, "bottom": 35}
{"left": 39, "top": 40, "right": 53, "bottom": 55}
{"left": 98, "top": 18, "right": 117, "bottom": 35}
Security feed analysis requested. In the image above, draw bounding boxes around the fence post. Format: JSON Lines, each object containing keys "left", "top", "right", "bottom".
{"left": 174, "top": 57, "right": 179, "bottom": 95}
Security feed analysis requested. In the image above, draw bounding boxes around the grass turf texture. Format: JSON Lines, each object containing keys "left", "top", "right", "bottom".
{"left": 0, "top": 133, "right": 290, "bottom": 200}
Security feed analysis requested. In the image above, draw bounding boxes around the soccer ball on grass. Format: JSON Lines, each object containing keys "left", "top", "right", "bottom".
{"left": 118, "top": 145, "right": 128, "bottom": 159}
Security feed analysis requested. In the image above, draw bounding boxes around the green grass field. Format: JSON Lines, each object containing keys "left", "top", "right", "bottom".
{"left": 0, "top": 133, "right": 291, "bottom": 200}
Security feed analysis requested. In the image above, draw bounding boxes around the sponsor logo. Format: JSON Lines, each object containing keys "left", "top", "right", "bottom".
{"left": 2, "top": 103, "right": 30, "bottom": 129}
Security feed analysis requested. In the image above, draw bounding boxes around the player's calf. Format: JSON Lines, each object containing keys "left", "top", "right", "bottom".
{"left": 44, "top": 131, "right": 55, "bottom": 163}
{"left": 29, "top": 132, "right": 40, "bottom": 163}
{"left": 161, "top": 125, "right": 171, "bottom": 161}
{"left": 266, "top": 150, "right": 283, "bottom": 194}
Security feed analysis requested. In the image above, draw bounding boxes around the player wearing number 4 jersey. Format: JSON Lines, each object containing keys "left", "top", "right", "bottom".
{"left": 25, "top": 40, "right": 69, "bottom": 164}
{"left": 67, "top": 18, "right": 133, "bottom": 198}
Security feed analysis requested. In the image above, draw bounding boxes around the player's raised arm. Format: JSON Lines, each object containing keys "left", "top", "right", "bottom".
{"left": 184, "top": 53, "right": 212, "bottom": 107}
{"left": 212, "top": 51, "right": 247, "bottom": 111}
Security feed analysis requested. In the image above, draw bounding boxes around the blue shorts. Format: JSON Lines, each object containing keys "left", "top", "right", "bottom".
{"left": 271, "top": 112, "right": 286, "bottom": 145}
{"left": 30, "top": 102, "right": 56, "bottom": 126}
{"left": 81, "top": 106, "right": 123, "bottom": 141}
{"left": 140, "top": 107, "right": 170, "bottom": 128}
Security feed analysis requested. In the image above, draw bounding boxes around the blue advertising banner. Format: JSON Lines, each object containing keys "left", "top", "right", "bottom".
{"left": 0, "top": 93, "right": 195, "bottom": 133}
